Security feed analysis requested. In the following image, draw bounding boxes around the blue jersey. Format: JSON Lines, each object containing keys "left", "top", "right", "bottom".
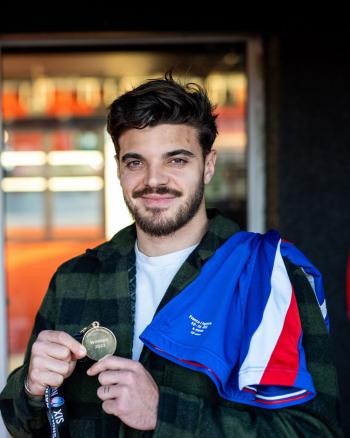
{"left": 140, "top": 230, "right": 328, "bottom": 409}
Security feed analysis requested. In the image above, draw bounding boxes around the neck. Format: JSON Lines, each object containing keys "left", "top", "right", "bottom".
{"left": 136, "top": 206, "right": 208, "bottom": 256}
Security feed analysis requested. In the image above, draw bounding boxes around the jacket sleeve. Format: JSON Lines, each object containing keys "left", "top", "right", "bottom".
{"left": 151, "top": 260, "right": 343, "bottom": 438}
{"left": 0, "top": 272, "right": 59, "bottom": 437}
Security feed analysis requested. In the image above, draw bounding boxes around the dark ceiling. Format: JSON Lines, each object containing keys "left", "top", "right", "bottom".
{"left": 1, "top": 7, "right": 347, "bottom": 35}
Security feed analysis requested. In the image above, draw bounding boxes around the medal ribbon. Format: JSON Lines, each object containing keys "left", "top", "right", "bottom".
{"left": 45, "top": 386, "right": 71, "bottom": 438}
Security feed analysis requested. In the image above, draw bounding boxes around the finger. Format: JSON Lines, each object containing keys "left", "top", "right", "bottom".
{"left": 31, "top": 369, "right": 65, "bottom": 389}
{"left": 30, "top": 355, "right": 71, "bottom": 378}
{"left": 102, "top": 399, "right": 118, "bottom": 416}
{"left": 32, "top": 340, "right": 73, "bottom": 362}
{"left": 97, "top": 369, "right": 132, "bottom": 386}
{"left": 98, "top": 370, "right": 119, "bottom": 386}
{"left": 97, "top": 383, "right": 124, "bottom": 401}
{"left": 87, "top": 356, "right": 138, "bottom": 376}
{"left": 67, "top": 359, "right": 78, "bottom": 378}
{"left": 25, "top": 379, "right": 46, "bottom": 397}
{"left": 37, "top": 330, "right": 86, "bottom": 359}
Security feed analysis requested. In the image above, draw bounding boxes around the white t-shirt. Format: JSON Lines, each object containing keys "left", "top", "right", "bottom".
{"left": 132, "top": 241, "right": 198, "bottom": 360}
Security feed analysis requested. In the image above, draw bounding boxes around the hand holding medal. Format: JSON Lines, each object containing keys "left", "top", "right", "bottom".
{"left": 35, "top": 322, "right": 117, "bottom": 438}
{"left": 85, "top": 322, "right": 159, "bottom": 431}
{"left": 30, "top": 322, "right": 157, "bottom": 435}
{"left": 86, "top": 353, "right": 159, "bottom": 431}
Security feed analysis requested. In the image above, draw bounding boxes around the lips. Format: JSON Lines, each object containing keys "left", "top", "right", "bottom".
{"left": 141, "top": 195, "right": 175, "bottom": 200}
{"left": 141, "top": 195, "right": 176, "bottom": 207}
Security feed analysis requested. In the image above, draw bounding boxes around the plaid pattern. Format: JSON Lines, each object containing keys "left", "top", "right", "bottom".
{"left": 0, "top": 210, "right": 343, "bottom": 437}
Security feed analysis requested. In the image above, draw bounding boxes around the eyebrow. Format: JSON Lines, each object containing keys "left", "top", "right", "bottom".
{"left": 121, "top": 153, "right": 143, "bottom": 163}
{"left": 121, "top": 149, "right": 196, "bottom": 163}
{"left": 165, "top": 149, "right": 195, "bottom": 158}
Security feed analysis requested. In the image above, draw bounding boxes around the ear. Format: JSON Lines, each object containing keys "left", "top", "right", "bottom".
{"left": 204, "top": 149, "right": 217, "bottom": 184}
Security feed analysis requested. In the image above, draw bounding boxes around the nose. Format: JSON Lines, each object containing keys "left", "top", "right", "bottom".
{"left": 143, "top": 163, "right": 169, "bottom": 187}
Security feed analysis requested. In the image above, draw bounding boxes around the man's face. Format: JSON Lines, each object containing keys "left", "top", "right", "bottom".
{"left": 117, "top": 124, "right": 216, "bottom": 237}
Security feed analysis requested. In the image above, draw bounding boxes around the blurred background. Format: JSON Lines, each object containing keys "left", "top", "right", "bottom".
{"left": 0, "top": 8, "right": 349, "bottom": 436}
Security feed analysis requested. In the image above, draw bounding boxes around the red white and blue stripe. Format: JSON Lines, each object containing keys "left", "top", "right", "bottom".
{"left": 140, "top": 230, "right": 327, "bottom": 409}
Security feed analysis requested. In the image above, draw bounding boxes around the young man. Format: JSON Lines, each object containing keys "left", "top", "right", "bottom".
{"left": 0, "top": 73, "right": 343, "bottom": 437}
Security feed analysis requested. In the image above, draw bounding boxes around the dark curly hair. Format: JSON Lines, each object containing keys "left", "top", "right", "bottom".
{"left": 107, "top": 72, "right": 218, "bottom": 159}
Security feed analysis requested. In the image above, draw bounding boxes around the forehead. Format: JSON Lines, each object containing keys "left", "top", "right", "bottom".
{"left": 118, "top": 124, "right": 201, "bottom": 156}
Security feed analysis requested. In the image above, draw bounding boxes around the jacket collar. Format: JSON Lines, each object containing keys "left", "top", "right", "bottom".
{"left": 88, "top": 208, "right": 240, "bottom": 264}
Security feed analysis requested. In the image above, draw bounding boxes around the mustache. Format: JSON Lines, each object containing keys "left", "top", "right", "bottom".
{"left": 132, "top": 186, "right": 182, "bottom": 198}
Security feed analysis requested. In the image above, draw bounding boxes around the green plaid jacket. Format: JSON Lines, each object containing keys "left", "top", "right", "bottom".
{"left": 0, "top": 210, "right": 343, "bottom": 437}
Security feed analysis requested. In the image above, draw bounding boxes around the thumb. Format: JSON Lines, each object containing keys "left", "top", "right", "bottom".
{"left": 72, "top": 344, "right": 87, "bottom": 360}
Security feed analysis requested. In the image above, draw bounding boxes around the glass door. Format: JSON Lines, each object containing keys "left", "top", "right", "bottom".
{"left": 1, "top": 43, "right": 250, "bottom": 371}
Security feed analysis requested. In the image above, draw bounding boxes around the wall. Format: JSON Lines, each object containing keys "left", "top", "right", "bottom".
{"left": 277, "top": 30, "right": 350, "bottom": 434}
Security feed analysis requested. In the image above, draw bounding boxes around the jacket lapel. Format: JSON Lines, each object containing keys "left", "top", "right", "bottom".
{"left": 96, "top": 224, "right": 137, "bottom": 359}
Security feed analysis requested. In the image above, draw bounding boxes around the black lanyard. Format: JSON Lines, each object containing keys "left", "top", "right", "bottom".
{"left": 45, "top": 386, "right": 71, "bottom": 438}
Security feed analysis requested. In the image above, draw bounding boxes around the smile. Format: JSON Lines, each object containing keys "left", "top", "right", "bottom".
{"left": 141, "top": 195, "right": 177, "bottom": 207}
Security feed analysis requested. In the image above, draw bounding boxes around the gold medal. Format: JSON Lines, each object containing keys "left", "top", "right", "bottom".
{"left": 81, "top": 321, "right": 117, "bottom": 361}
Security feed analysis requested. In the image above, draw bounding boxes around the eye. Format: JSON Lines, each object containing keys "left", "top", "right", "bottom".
{"left": 126, "top": 160, "right": 143, "bottom": 169}
{"left": 170, "top": 157, "right": 187, "bottom": 166}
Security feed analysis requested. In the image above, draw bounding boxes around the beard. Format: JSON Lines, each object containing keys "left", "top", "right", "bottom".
{"left": 123, "top": 176, "right": 205, "bottom": 237}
